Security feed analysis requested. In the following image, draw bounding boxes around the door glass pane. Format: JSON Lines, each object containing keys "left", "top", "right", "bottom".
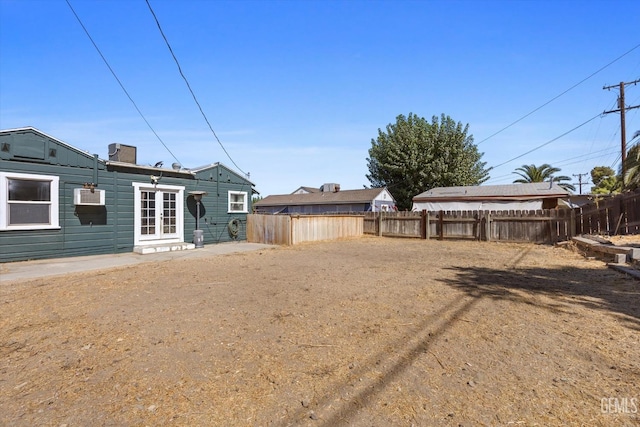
{"left": 141, "top": 190, "right": 156, "bottom": 235}
{"left": 163, "top": 192, "right": 177, "bottom": 234}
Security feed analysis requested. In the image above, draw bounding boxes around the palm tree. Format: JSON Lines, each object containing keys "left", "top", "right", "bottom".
{"left": 622, "top": 130, "right": 640, "bottom": 190}
{"left": 513, "top": 164, "right": 575, "bottom": 192}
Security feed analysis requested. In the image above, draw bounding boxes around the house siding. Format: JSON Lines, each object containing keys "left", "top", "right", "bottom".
{"left": 0, "top": 129, "right": 254, "bottom": 262}
{"left": 0, "top": 157, "right": 119, "bottom": 262}
{"left": 191, "top": 164, "right": 253, "bottom": 242}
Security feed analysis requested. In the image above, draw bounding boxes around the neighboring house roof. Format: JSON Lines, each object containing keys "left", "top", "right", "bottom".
{"left": 255, "top": 187, "right": 393, "bottom": 207}
{"left": 413, "top": 182, "right": 570, "bottom": 202}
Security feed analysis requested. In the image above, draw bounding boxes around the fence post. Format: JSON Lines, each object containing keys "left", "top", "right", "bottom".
{"left": 426, "top": 211, "right": 430, "bottom": 239}
{"left": 615, "top": 196, "right": 625, "bottom": 235}
{"left": 569, "top": 209, "right": 576, "bottom": 238}
{"left": 377, "top": 211, "right": 383, "bottom": 236}
{"left": 485, "top": 212, "right": 491, "bottom": 242}
{"left": 438, "top": 210, "right": 444, "bottom": 240}
{"left": 420, "top": 210, "right": 427, "bottom": 239}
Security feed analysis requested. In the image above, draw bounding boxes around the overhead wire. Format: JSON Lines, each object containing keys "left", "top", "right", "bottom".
{"left": 65, "top": 0, "right": 182, "bottom": 166}
{"left": 489, "top": 112, "right": 604, "bottom": 170}
{"left": 485, "top": 147, "right": 619, "bottom": 184}
{"left": 578, "top": 97, "right": 619, "bottom": 173}
{"left": 477, "top": 42, "right": 640, "bottom": 146}
{"left": 145, "top": 0, "right": 247, "bottom": 177}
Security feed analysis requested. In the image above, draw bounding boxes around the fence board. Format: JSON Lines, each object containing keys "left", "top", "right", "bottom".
{"left": 364, "top": 209, "right": 573, "bottom": 243}
{"left": 247, "top": 214, "right": 291, "bottom": 245}
{"left": 575, "top": 190, "right": 640, "bottom": 236}
{"left": 247, "top": 214, "right": 362, "bottom": 245}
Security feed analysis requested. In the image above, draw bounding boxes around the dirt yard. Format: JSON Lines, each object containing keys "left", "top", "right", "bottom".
{"left": 1, "top": 237, "right": 639, "bottom": 426}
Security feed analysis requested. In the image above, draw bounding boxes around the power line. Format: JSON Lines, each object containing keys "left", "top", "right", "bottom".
{"left": 485, "top": 149, "right": 618, "bottom": 184}
{"left": 579, "top": 98, "right": 618, "bottom": 173}
{"left": 489, "top": 112, "right": 604, "bottom": 170}
{"left": 65, "top": 0, "right": 181, "bottom": 166}
{"left": 145, "top": 0, "right": 247, "bottom": 176}
{"left": 557, "top": 150, "right": 618, "bottom": 168}
{"left": 477, "top": 42, "right": 640, "bottom": 146}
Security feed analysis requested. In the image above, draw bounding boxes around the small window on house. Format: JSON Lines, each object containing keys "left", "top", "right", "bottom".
{"left": 228, "top": 191, "right": 248, "bottom": 213}
{"left": 0, "top": 172, "right": 60, "bottom": 230}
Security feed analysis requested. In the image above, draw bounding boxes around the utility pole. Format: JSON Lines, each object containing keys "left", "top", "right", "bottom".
{"left": 603, "top": 79, "right": 640, "bottom": 178}
{"left": 573, "top": 173, "right": 589, "bottom": 195}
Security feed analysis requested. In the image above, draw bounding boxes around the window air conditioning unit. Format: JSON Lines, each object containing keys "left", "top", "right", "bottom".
{"left": 74, "top": 188, "right": 106, "bottom": 206}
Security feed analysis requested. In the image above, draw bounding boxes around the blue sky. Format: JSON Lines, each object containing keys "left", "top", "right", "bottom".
{"left": 1, "top": 0, "right": 639, "bottom": 196}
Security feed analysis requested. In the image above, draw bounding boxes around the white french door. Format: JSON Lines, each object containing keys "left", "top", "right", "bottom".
{"left": 132, "top": 183, "right": 185, "bottom": 246}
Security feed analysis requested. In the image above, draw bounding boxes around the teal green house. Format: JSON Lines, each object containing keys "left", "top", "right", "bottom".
{"left": 0, "top": 127, "right": 256, "bottom": 263}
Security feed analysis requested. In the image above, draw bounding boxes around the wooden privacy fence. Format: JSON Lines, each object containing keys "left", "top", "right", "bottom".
{"left": 247, "top": 214, "right": 363, "bottom": 245}
{"left": 248, "top": 191, "right": 640, "bottom": 246}
{"left": 575, "top": 190, "right": 640, "bottom": 236}
{"left": 365, "top": 209, "right": 575, "bottom": 244}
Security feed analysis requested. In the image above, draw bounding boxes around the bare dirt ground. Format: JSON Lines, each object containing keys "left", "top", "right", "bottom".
{"left": 1, "top": 237, "right": 639, "bottom": 427}
{"left": 606, "top": 235, "right": 640, "bottom": 248}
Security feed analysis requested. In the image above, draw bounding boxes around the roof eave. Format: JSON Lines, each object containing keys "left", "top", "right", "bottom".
{"left": 412, "top": 194, "right": 567, "bottom": 202}
{"left": 105, "top": 161, "right": 197, "bottom": 176}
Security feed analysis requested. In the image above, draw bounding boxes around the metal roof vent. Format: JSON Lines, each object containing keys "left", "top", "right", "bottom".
{"left": 321, "top": 183, "right": 340, "bottom": 192}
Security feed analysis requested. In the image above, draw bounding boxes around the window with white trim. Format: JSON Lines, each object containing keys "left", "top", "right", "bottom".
{"left": 228, "top": 190, "right": 248, "bottom": 213}
{"left": 0, "top": 172, "right": 60, "bottom": 230}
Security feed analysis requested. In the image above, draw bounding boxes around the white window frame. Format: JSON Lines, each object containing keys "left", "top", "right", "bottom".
{"left": 228, "top": 190, "right": 248, "bottom": 213}
{"left": 0, "top": 171, "right": 60, "bottom": 231}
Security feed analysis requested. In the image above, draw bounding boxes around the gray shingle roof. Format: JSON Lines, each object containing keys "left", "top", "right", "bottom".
{"left": 413, "top": 182, "right": 570, "bottom": 201}
{"left": 255, "top": 188, "right": 390, "bottom": 207}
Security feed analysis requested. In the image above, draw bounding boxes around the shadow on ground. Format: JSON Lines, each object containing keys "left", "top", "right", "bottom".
{"left": 280, "top": 251, "right": 640, "bottom": 426}
{"left": 437, "top": 263, "right": 640, "bottom": 331}
{"left": 280, "top": 294, "right": 480, "bottom": 426}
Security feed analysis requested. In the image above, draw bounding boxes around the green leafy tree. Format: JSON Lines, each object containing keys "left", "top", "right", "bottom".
{"left": 512, "top": 164, "right": 575, "bottom": 192}
{"left": 366, "top": 113, "right": 489, "bottom": 210}
{"left": 251, "top": 195, "right": 263, "bottom": 213}
{"left": 590, "top": 166, "right": 620, "bottom": 194}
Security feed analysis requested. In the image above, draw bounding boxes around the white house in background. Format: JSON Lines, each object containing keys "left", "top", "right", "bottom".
{"left": 412, "top": 182, "right": 571, "bottom": 212}
{"left": 291, "top": 186, "right": 321, "bottom": 195}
